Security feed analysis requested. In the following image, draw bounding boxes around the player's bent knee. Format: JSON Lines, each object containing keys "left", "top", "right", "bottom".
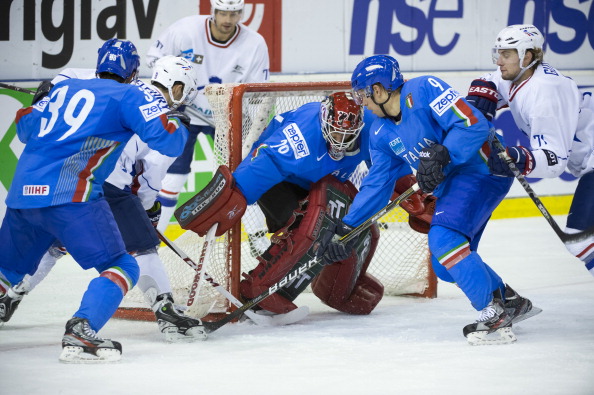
{"left": 98, "top": 253, "right": 139, "bottom": 296}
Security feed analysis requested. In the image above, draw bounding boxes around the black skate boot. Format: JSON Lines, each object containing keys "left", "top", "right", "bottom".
{"left": 59, "top": 317, "right": 122, "bottom": 363}
{"left": 463, "top": 289, "right": 516, "bottom": 345}
{"left": 0, "top": 286, "right": 26, "bottom": 325}
{"left": 153, "top": 293, "right": 207, "bottom": 342}
{"left": 504, "top": 284, "right": 542, "bottom": 324}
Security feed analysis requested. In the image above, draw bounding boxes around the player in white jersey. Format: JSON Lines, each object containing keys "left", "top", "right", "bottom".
{"left": 466, "top": 24, "right": 594, "bottom": 275}
{"left": 146, "top": 0, "right": 270, "bottom": 254}
{"left": 0, "top": 56, "right": 209, "bottom": 342}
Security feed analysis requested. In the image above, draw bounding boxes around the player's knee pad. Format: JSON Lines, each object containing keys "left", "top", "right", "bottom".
{"left": 175, "top": 165, "right": 247, "bottom": 237}
{"left": 311, "top": 228, "right": 382, "bottom": 315}
{"left": 98, "top": 253, "right": 139, "bottom": 296}
{"left": 428, "top": 225, "right": 471, "bottom": 274}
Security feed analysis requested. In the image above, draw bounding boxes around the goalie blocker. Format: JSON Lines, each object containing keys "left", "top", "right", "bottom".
{"left": 240, "top": 175, "right": 384, "bottom": 315}
{"left": 174, "top": 165, "right": 247, "bottom": 237}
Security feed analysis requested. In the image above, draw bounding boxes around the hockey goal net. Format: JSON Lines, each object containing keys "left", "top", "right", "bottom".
{"left": 117, "top": 81, "right": 436, "bottom": 321}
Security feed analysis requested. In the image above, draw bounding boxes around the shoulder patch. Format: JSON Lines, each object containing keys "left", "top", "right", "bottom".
{"left": 282, "top": 123, "right": 310, "bottom": 159}
{"left": 139, "top": 101, "right": 166, "bottom": 122}
{"left": 430, "top": 87, "right": 461, "bottom": 116}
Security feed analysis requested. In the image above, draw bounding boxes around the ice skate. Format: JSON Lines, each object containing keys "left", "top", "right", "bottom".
{"left": 153, "top": 293, "right": 207, "bottom": 342}
{"left": 504, "top": 284, "right": 542, "bottom": 324}
{"left": 59, "top": 318, "right": 122, "bottom": 363}
{"left": 0, "top": 286, "right": 26, "bottom": 325}
{"left": 463, "top": 291, "right": 516, "bottom": 346}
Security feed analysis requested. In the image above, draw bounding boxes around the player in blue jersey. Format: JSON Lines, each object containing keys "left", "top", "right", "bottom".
{"left": 0, "top": 39, "right": 190, "bottom": 362}
{"left": 176, "top": 92, "right": 434, "bottom": 317}
{"left": 319, "top": 55, "right": 538, "bottom": 345}
{"left": 0, "top": 55, "right": 209, "bottom": 343}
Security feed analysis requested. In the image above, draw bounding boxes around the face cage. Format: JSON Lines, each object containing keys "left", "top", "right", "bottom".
{"left": 322, "top": 120, "right": 364, "bottom": 159}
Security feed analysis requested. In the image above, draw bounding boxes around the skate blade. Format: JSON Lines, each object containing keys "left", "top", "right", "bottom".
{"left": 466, "top": 327, "right": 517, "bottom": 346}
{"left": 512, "top": 306, "right": 543, "bottom": 324}
{"left": 163, "top": 326, "right": 208, "bottom": 343}
{"left": 59, "top": 346, "right": 121, "bottom": 363}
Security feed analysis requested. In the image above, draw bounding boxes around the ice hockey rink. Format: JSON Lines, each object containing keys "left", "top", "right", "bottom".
{"left": 1, "top": 215, "right": 593, "bottom": 395}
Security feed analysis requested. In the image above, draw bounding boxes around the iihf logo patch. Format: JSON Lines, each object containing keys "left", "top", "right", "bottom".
{"left": 389, "top": 137, "right": 405, "bottom": 155}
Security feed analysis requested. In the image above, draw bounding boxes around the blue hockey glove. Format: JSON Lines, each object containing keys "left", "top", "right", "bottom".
{"left": 417, "top": 144, "right": 451, "bottom": 194}
{"left": 465, "top": 79, "right": 498, "bottom": 121}
{"left": 488, "top": 145, "right": 535, "bottom": 177}
{"left": 316, "top": 219, "right": 357, "bottom": 265}
{"left": 146, "top": 201, "right": 162, "bottom": 228}
{"left": 166, "top": 110, "right": 191, "bottom": 130}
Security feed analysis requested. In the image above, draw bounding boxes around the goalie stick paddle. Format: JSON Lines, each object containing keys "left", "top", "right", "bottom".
{"left": 156, "top": 227, "right": 278, "bottom": 326}
{"left": 0, "top": 82, "right": 35, "bottom": 95}
{"left": 491, "top": 137, "right": 594, "bottom": 245}
{"left": 199, "top": 184, "right": 421, "bottom": 334}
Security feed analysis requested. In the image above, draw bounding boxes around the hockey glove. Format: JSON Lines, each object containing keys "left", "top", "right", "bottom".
{"left": 146, "top": 201, "right": 162, "bottom": 228}
{"left": 488, "top": 145, "right": 535, "bottom": 177}
{"left": 316, "top": 219, "right": 357, "bottom": 265}
{"left": 166, "top": 110, "right": 191, "bottom": 130}
{"left": 417, "top": 144, "right": 451, "bottom": 194}
{"left": 32, "top": 80, "right": 53, "bottom": 105}
{"left": 465, "top": 79, "right": 498, "bottom": 121}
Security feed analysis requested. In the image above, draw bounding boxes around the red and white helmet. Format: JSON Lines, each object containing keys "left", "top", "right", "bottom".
{"left": 492, "top": 24, "right": 544, "bottom": 66}
{"left": 320, "top": 92, "right": 365, "bottom": 160}
{"left": 151, "top": 56, "right": 199, "bottom": 109}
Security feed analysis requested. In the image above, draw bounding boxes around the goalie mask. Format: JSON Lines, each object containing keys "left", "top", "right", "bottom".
{"left": 492, "top": 24, "right": 544, "bottom": 81}
{"left": 151, "top": 56, "right": 199, "bottom": 109}
{"left": 96, "top": 39, "right": 140, "bottom": 82}
{"left": 320, "top": 92, "right": 364, "bottom": 160}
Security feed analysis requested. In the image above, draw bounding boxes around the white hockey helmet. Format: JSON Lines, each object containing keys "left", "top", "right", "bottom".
{"left": 151, "top": 56, "right": 199, "bottom": 109}
{"left": 492, "top": 24, "right": 544, "bottom": 66}
{"left": 211, "top": 0, "right": 244, "bottom": 12}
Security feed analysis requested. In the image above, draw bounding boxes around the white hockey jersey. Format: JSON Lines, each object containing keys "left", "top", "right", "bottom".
{"left": 51, "top": 68, "right": 176, "bottom": 209}
{"left": 146, "top": 15, "right": 270, "bottom": 126}
{"left": 484, "top": 63, "right": 594, "bottom": 178}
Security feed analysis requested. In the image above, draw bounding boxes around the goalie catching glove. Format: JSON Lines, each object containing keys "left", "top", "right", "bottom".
{"left": 174, "top": 165, "right": 247, "bottom": 237}
{"left": 391, "top": 174, "right": 435, "bottom": 234}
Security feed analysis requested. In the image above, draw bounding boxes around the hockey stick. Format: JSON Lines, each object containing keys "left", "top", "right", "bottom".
{"left": 199, "top": 184, "right": 421, "bottom": 334}
{"left": 491, "top": 137, "right": 594, "bottom": 244}
{"left": 0, "top": 82, "right": 35, "bottom": 95}
{"left": 156, "top": 227, "right": 294, "bottom": 326}
{"left": 183, "top": 223, "right": 217, "bottom": 317}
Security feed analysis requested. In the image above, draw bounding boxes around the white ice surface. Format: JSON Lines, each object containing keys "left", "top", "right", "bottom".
{"left": 1, "top": 216, "right": 593, "bottom": 395}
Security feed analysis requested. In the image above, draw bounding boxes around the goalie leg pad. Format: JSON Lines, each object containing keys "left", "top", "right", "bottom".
{"left": 311, "top": 225, "right": 382, "bottom": 315}
{"left": 175, "top": 165, "right": 247, "bottom": 237}
{"left": 239, "top": 176, "right": 360, "bottom": 314}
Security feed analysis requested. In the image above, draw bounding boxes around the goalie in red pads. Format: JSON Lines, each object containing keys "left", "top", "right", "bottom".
{"left": 175, "top": 92, "right": 433, "bottom": 318}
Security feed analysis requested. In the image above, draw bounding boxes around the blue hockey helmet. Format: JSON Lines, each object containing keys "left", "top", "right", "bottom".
{"left": 96, "top": 39, "right": 140, "bottom": 81}
{"left": 351, "top": 55, "right": 404, "bottom": 104}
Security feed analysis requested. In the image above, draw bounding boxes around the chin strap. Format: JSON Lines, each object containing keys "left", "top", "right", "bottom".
{"left": 512, "top": 59, "right": 539, "bottom": 83}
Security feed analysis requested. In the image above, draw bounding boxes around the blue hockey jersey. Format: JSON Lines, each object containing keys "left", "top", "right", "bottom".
{"left": 233, "top": 102, "right": 377, "bottom": 204}
{"left": 343, "top": 75, "right": 492, "bottom": 227}
{"left": 8, "top": 78, "right": 188, "bottom": 209}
